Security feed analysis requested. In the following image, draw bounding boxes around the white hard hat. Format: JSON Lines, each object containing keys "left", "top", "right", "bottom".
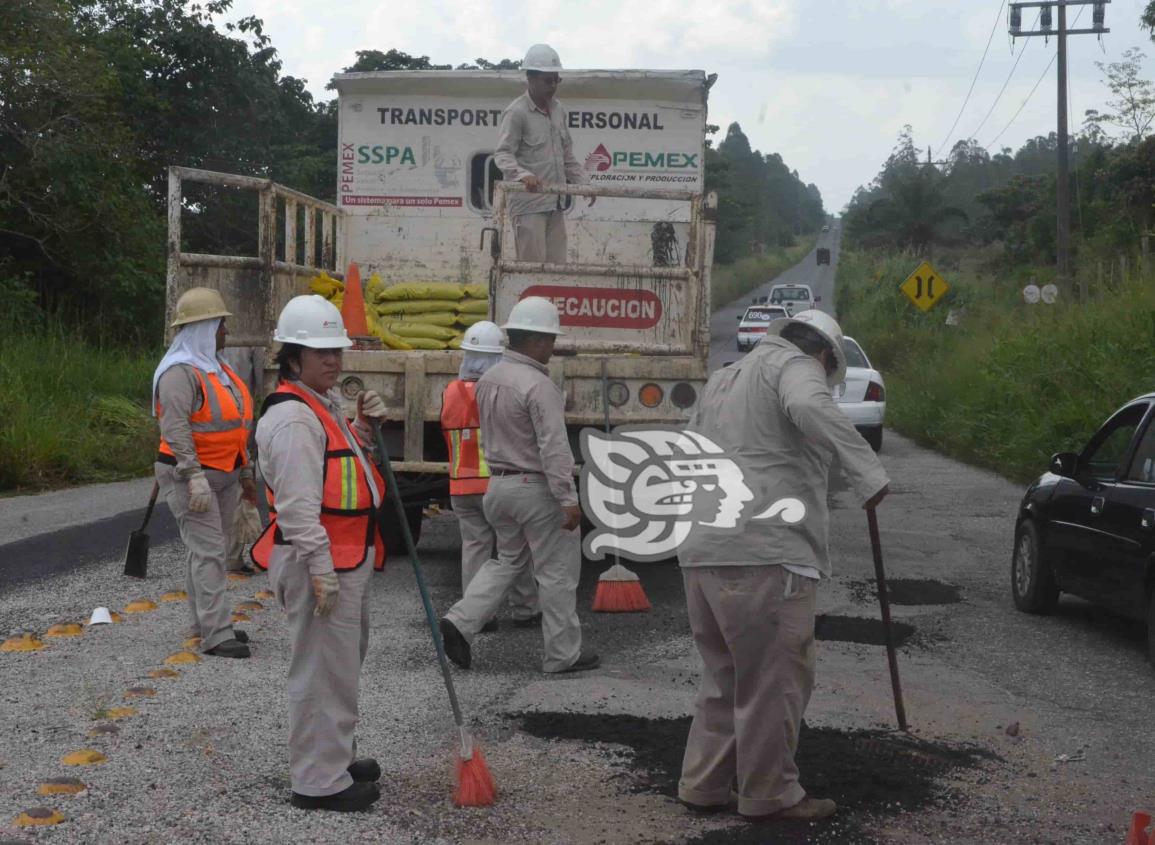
{"left": 274, "top": 295, "right": 353, "bottom": 349}
{"left": 461, "top": 321, "right": 504, "bottom": 354}
{"left": 523, "top": 43, "right": 562, "bottom": 72}
{"left": 501, "top": 296, "right": 564, "bottom": 335}
{"left": 766, "top": 309, "right": 847, "bottom": 387}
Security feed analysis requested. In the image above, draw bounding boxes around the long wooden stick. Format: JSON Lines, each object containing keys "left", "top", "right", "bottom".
{"left": 867, "top": 507, "right": 908, "bottom": 731}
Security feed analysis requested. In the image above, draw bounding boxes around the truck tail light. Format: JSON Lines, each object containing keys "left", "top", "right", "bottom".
{"left": 671, "top": 382, "right": 696, "bottom": 409}
{"left": 865, "top": 382, "right": 885, "bottom": 402}
{"left": 638, "top": 383, "right": 664, "bottom": 408}
{"left": 606, "top": 381, "right": 629, "bottom": 407}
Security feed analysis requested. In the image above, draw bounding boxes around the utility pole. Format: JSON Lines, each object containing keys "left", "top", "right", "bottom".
{"left": 1009, "top": 1, "right": 1109, "bottom": 302}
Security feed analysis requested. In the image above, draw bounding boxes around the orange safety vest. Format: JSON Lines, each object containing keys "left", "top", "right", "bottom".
{"left": 156, "top": 363, "right": 253, "bottom": 473}
{"left": 440, "top": 380, "right": 491, "bottom": 497}
{"left": 250, "top": 381, "right": 387, "bottom": 571}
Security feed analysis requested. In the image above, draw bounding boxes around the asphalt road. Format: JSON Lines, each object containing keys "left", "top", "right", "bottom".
{"left": 2, "top": 222, "right": 1153, "bottom": 842}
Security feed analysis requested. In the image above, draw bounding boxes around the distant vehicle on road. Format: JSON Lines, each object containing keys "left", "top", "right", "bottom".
{"left": 816, "top": 247, "right": 831, "bottom": 265}
{"left": 768, "top": 283, "right": 817, "bottom": 316}
{"left": 736, "top": 305, "right": 788, "bottom": 352}
{"left": 1011, "top": 394, "right": 1155, "bottom": 665}
{"left": 822, "top": 224, "right": 830, "bottom": 232}
{"left": 834, "top": 337, "right": 885, "bottom": 452}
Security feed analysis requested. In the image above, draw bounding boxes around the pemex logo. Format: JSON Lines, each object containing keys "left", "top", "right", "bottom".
{"left": 585, "top": 144, "right": 612, "bottom": 172}
{"left": 580, "top": 425, "right": 807, "bottom": 563}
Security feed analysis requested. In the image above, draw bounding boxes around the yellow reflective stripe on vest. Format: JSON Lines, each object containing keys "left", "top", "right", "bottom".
{"left": 448, "top": 430, "right": 463, "bottom": 479}
{"left": 340, "top": 456, "right": 357, "bottom": 510}
{"left": 476, "top": 429, "right": 490, "bottom": 479}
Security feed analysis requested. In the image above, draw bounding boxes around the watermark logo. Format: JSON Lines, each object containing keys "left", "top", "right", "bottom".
{"left": 580, "top": 426, "right": 805, "bottom": 562}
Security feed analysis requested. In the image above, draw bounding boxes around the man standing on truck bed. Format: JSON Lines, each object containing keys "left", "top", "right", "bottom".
{"left": 439, "top": 297, "right": 598, "bottom": 674}
{"left": 494, "top": 43, "right": 591, "bottom": 264}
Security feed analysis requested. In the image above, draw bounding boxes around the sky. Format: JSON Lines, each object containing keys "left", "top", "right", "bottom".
{"left": 223, "top": 0, "right": 1155, "bottom": 212}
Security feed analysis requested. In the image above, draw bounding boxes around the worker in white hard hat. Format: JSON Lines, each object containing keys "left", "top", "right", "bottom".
{"left": 494, "top": 43, "right": 591, "bottom": 264}
{"left": 251, "top": 294, "right": 391, "bottom": 812}
{"left": 440, "top": 321, "right": 539, "bottom": 631}
{"left": 676, "top": 310, "right": 889, "bottom": 823}
{"left": 153, "top": 287, "right": 255, "bottom": 659}
{"left": 440, "top": 297, "right": 598, "bottom": 674}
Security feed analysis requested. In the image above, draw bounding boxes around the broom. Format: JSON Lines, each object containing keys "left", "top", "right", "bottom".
{"left": 591, "top": 362, "right": 651, "bottom": 613}
{"left": 371, "top": 422, "right": 496, "bottom": 807}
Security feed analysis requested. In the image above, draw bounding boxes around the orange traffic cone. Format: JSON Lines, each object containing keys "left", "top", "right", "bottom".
{"left": 340, "top": 262, "right": 370, "bottom": 337}
{"left": 1125, "top": 811, "right": 1153, "bottom": 845}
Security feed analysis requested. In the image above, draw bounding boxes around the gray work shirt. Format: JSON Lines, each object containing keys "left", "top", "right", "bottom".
{"left": 255, "top": 381, "right": 380, "bottom": 576}
{"left": 677, "top": 336, "right": 889, "bottom": 576}
{"left": 494, "top": 92, "right": 587, "bottom": 217}
{"left": 155, "top": 363, "right": 252, "bottom": 480}
{"left": 475, "top": 349, "right": 577, "bottom": 507}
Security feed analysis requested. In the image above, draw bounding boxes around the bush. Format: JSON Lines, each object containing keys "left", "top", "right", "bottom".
{"left": 836, "top": 249, "right": 1155, "bottom": 483}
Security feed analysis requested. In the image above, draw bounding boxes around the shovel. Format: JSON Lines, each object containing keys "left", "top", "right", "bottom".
{"left": 867, "top": 506, "right": 908, "bottom": 731}
{"left": 123, "top": 481, "right": 160, "bottom": 579}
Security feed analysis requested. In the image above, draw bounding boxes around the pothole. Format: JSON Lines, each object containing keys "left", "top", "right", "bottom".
{"left": 849, "top": 578, "right": 962, "bottom": 606}
{"left": 815, "top": 614, "right": 916, "bottom": 647}
{"left": 514, "top": 712, "right": 993, "bottom": 845}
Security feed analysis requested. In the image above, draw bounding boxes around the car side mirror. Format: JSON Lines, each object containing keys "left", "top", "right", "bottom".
{"left": 1049, "top": 452, "right": 1079, "bottom": 478}
{"left": 736, "top": 315, "right": 742, "bottom": 321}
{"left": 815, "top": 296, "right": 822, "bottom": 303}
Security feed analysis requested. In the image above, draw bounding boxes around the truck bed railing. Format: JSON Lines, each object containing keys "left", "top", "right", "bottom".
{"left": 166, "top": 166, "right": 345, "bottom": 345}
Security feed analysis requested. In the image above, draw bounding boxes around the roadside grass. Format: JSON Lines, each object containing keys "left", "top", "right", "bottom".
{"left": 836, "top": 249, "right": 1155, "bottom": 484}
{"left": 711, "top": 237, "right": 817, "bottom": 312}
{"left": 0, "top": 325, "right": 159, "bottom": 492}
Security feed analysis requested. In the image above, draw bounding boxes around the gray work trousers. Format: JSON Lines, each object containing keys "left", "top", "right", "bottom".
{"left": 452, "top": 493, "right": 538, "bottom": 619}
{"left": 678, "top": 565, "right": 817, "bottom": 817}
{"left": 513, "top": 211, "right": 567, "bottom": 264}
{"left": 445, "top": 474, "right": 581, "bottom": 672}
{"left": 268, "top": 549, "right": 372, "bottom": 797}
{"left": 156, "top": 463, "right": 239, "bottom": 652}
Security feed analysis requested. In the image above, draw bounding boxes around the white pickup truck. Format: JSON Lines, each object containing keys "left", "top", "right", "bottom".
{"left": 165, "top": 69, "right": 717, "bottom": 537}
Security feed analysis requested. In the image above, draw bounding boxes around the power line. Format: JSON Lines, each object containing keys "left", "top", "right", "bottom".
{"left": 969, "top": 9, "right": 1041, "bottom": 140}
{"left": 936, "top": 0, "right": 1008, "bottom": 158}
{"left": 984, "top": 6, "right": 1086, "bottom": 149}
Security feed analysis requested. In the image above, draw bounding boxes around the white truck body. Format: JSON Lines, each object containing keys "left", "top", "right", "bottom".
{"left": 165, "top": 69, "right": 716, "bottom": 493}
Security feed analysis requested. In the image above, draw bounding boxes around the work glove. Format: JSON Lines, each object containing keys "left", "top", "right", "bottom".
{"left": 234, "top": 500, "right": 263, "bottom": 545}
{"left": 240, "top": 475, "right": 258, "bottom": 506}
{"left": 356, "top": 389, "right": 387, "bottom": 424}
{"left": 187, "top": 471, "right": 212, "bottom": 514}
{"left": 311, "top": 571, "right": 340, "bottom": 617}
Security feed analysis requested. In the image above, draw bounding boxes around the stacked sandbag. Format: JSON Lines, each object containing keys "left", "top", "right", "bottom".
{"left": 306, "top": 273, "right": 491, "bottom": 351}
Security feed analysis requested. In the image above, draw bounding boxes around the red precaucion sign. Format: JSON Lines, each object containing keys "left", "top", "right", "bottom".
{"left": 523, "top": 285, "right": 663, "bottom": 329}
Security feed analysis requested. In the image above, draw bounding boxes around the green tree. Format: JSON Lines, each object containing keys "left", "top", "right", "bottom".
{"left": 1095, "top": 48, "right": 1155, "bottom": 142}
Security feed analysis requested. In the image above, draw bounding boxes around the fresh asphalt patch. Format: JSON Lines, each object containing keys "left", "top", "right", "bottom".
{"left": 847, "top": 578, "right": 963, "bottom": 607}
{"left": 814, "top": 614, "right": 916, "bottom": 648}
{"left": 0, "top": 505, "right": 179, "bottom": 590}
{"left": 513, "top": 711, "right": 994, "bottom": 845}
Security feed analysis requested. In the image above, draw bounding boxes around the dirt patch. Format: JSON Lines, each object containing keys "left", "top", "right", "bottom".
{"left": 515, "top": 712, "right": 993, "bottom": 845}
{"left": 815, "top": 614, "right": 916, "bottom": 647}
{"left": 848, "top": 578, "right": 962, "bottom": 606}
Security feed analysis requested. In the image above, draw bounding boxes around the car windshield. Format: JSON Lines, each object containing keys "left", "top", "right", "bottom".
{"left": 771, "top": 289, "right": 810, "bottom": 302}
{"left": 743, "top": 308, "right": 786, "bottom": 322}
{"left": 842, "top": 338, "right": 870, "bottom": 369}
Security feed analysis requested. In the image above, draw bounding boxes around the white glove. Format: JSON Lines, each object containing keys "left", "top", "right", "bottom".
{"left": 234, "top": 500, "right": 263, "bottom": 545}
{"left": 311, "top": 572, "right": 340, "bottom": 617}
{"left": 187, "top": 471, "right": 212, "bottom": 514}
{"left": 357, "top": 390, "right": 387, "bottom": 423}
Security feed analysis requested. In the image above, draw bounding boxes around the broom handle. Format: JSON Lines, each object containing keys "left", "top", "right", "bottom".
{"left": 867, "top": 506, "right": 908, "bottom": 731}
{"left": 371, "top": 422, "right": 466, "bottom": 729}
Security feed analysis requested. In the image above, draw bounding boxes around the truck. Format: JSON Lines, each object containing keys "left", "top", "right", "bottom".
{"left": 816, "top": 247, "right": 831, "bottom": 265}
{"left": 165, "top": 69, "right": 717, "bottom": 541}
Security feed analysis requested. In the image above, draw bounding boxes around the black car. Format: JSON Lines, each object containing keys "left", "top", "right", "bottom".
{"left": 1012, "top": 394, "right": 1155, "bottom": 664}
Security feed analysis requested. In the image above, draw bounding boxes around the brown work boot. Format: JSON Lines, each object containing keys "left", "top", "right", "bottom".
{"left": 774, "top": 797, "right": 837, "bottom": 820}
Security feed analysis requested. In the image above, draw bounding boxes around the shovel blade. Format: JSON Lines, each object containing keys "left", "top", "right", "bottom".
{"left": 123, "top": 530, "right": 149, "bottom": 579}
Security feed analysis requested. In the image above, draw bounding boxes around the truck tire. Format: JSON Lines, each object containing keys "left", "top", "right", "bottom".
{"left": 1147, "top": 586, "right": 1155, "bottom": 669}
{"left": 1011, "top": 520, "right": 1059, "bottom": 614}
{"left": 863, "top": 426, "right": 883, "bottom": 452}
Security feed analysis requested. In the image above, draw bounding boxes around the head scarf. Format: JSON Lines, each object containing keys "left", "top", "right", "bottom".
{"left": 458, "top": 349, "right": 501, "bottom": 381}
{"left": 151, "top": 318, "right": 230, "bottom": 415}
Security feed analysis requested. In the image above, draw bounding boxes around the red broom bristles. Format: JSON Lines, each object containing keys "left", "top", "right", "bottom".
{"left": 454, "top": 744, "right": 496, "bottom": 807}
{"left": 592, "top": 563, "right": 651, "bottom": 612}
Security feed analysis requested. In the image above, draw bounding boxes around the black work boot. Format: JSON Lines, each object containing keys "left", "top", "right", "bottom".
{"left": 439, "top": 618, "right": 471, "bottom": 669}
{"left": 347, "top": 758, "right": 381, "bottom": 783}
{"left": 204, "top": 638, "right": 250, "bottom": 658}
{"left": 290, "top": 781, "right": 380, "bottom": 812}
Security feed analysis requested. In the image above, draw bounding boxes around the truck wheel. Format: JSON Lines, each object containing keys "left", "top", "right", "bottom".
{"left": 381, "top": 502, "right": 424, "bottom": 555}
{"left": 1011, "top": 520, "right": 1059, "bottom": 614}
{"left": 863, "top": 426, "right": 883, "bottom": 452}
{"left": 1147, "top": 587, "right": 1155, "bottom": 669}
